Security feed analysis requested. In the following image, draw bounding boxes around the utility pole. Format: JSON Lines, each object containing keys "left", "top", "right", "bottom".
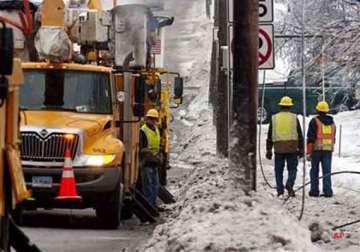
{"left": 230, "top": 0, "right": 258, "bottom": 191}
{"left": 216, "top": 0, "right": 228, "bottom": 157}
{"left": 209, "top": 0, "right": 219, "bottom": 110}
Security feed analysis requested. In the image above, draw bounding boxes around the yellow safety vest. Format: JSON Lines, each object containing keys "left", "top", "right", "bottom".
{"left": 272, "top": 112, "right": 298, "bottom": 142}
{"left": 141, "top": 124, "right": 160, "bottom": 155}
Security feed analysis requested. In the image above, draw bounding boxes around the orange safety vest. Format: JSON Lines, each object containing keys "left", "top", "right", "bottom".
{"left": 314, "top": 118, "right": 336, "bottom": 151}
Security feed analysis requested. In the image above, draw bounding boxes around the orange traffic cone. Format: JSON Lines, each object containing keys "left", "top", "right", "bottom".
{"left": 56, "top": 149, "right": 82, "bottom": 201}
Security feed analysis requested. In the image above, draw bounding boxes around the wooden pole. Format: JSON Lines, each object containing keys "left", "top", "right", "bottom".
{"left": 209, "top": 0, "right": 219, "bottom": 107}
{"left": 216, "top": 0, "right": 229, "bottom": 157}
{"left": 230, "top": 0, "right": 258, "bottom": 191}
{"left": 210, "top": 0, "right": 219, "bottom": 127}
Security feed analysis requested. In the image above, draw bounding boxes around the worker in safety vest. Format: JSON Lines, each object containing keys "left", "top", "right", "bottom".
{"left": 140, "top": 109, "right": 162, "bottom": 207}
{"left": 307, "top": 101, "right": 336, "bottom": 198}
{"left": 266, "top": 96, "right": 304, "bottom": 197}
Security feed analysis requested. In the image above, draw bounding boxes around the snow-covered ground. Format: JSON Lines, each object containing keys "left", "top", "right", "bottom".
{"left": 141, "top": 109, "right": 360, "bottom": 251}
{"left": 137, "top": 0, "right": 360, "bottom": 251}
{"left": 258, "top": 111, "right": 360, "bottom": 251}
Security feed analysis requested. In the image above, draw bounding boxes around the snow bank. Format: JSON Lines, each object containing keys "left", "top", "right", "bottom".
{"left": 142, "top": 109, "right": 319, "bottom": 252}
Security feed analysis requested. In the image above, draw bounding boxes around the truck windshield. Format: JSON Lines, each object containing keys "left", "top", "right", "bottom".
{"left": 20, "top": 69, "right": 112, "bottom": 114}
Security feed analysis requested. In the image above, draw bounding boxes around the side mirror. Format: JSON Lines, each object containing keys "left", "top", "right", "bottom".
{"left": 148, "top": 79, "right": 161, "bottom": 104}
{"left": 0, "top": 22, "right": 14, "bottom": 75}
{"left": 174, "top": 77, "right": 183, "bottom": 104}
{"left": 134, "top": 75, "right": 145, "bottom": 104}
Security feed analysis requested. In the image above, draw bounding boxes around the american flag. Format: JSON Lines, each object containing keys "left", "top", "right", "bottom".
{"left": 151, "top": 39, "right": 162, "bottom": 55}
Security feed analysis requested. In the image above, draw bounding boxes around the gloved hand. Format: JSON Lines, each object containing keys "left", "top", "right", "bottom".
{"left": 306, "top": 154, "right": 311, "bottom": 161}
{"left": 266, "top": 151, "right": 272, "bottom": 160}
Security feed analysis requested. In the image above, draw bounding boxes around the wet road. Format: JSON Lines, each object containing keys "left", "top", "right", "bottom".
{"left": 17, "top": 209, "right": 156, "bottom": 252}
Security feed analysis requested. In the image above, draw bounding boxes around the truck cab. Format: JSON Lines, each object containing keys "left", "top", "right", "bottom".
{"left": 19, "top": 63, "right": 125, "bottom": 228}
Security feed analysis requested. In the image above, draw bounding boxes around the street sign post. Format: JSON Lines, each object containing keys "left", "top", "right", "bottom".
{"left": 228, "top": 24, "right": 274, "bottom": 70}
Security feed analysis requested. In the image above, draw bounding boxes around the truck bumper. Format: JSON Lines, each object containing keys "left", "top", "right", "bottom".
{"left": 22, "top": 166, "right": 121, "bottom": 208}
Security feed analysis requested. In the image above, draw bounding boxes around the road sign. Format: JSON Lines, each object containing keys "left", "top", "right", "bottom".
{"left": 258, "top": 24, "right": 274, "bottom": 69}
{"left": 228, "top": 24, "right": 274, "bottom": 70}
{"left": 228, "top": 0, "right": 273, "bottom": 23}
{"left": 259, "top": 0, "right": 274, "bottom": 23}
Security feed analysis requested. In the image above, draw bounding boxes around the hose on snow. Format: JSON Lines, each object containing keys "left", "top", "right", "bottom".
{"left": 286, "top": 170, "right": 360, "bottom": 200}
{"left": 284, "top": 170, "right": 360, "bottom": 229}
{"left": 258, "top": 71, "right": 276, "bottom": 190}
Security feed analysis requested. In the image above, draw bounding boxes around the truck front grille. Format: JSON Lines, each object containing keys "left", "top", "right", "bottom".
{"left": 21, "top": 132, "right": 80, "bottom": 162}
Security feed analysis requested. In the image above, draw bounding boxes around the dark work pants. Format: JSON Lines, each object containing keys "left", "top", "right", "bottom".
{"left": 141, "top": 166, "right": 160, "bottom": 207}
{"left": 310, "top": 151, "right": 333, "bottom": 195}
{"left": 274, "top": 153, "right": 298, "bottom": 194}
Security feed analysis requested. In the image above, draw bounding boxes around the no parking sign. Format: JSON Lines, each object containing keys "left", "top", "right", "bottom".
{"left": 229, "top": 24, "right": 274, "bottom": 70}
{"left": 258, "top": 24, "right": 274, "bottom": 69}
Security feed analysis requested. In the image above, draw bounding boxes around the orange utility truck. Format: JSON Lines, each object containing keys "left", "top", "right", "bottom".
{"left": 0, "top": 0, "right": 184, "bottom": 228}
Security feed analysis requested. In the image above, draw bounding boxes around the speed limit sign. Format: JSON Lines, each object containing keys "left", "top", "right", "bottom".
{"left": 228, "top": 0, "right": 273, "bottom": 23}
{"left": 259, "top": 0, "right": 273, "bottom": 23}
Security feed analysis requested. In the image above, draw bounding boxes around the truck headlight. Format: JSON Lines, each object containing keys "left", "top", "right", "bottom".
{"left": 85, "top": 155, "right": 116, "bottom": 166}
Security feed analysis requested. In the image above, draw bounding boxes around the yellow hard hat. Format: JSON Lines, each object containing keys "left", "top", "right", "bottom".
{"left": 279, "top": 96, "right": 294, "bottom": 106}
{"left": 316, "top": 101, "right": 330, "bottom": 113}
{"left": 146, "top": 109, "right": 159, "bottom": 118}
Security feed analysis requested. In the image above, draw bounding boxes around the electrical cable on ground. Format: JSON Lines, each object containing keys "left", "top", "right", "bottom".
{"left": 284, "top": 170, "right": 360, "bottom": 203}
{"left": 257, "top": 71, "right": 276, "bottom": 190}
{"left": 283, "top": 170, "right": 360, "bottom": 229}
{"left": 333, "top": 219, "right": 360, "bottom": 230}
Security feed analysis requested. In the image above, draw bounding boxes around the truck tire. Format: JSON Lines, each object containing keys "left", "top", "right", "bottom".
{"left": 11, "top": 205, "right": 24, "bottom": 226}
{"left": 96, "top": 183, "right": 124, "bottom": 229}
{"left": 120, "top": 199, "right": 133, "bottom": 220}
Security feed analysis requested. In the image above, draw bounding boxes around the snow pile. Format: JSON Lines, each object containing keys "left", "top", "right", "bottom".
{"left": 163, "top": 0, "right": 213, "bottom": 117}
{"left": 142, "top": 159, "right": 318, "bottom": 251}
{"left": 142, "top": 114, "right": 320, "bottom": 252}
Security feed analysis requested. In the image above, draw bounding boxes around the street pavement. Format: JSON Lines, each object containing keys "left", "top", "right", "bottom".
{"left": 16, "top": 209, "right": 156, "bottom": 252}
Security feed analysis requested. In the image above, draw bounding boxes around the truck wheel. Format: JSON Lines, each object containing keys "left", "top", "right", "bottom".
{"left": 96, "top": 183, "right": 124, "bottom": 229}
{"left": 120, "top": 199, "right": 133, "bottom": 220}
{"left": 257, "top": 105, "right": 270, "bottom": 124}
{"left": 11, "top": 205, "right": 24, "bottom": 226}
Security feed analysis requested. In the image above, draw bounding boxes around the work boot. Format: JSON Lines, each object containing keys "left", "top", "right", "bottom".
{"left": 320, "top": 193, "right": 333, "bottom": 198}
{"left": 308, "top": 191, "right": 320, "bottom": 197}
{"left": 277, "top": 191, "right": 284, "bottom": 197}
{"left": 286, "top": 185, "right": 295, "bottom": 197}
